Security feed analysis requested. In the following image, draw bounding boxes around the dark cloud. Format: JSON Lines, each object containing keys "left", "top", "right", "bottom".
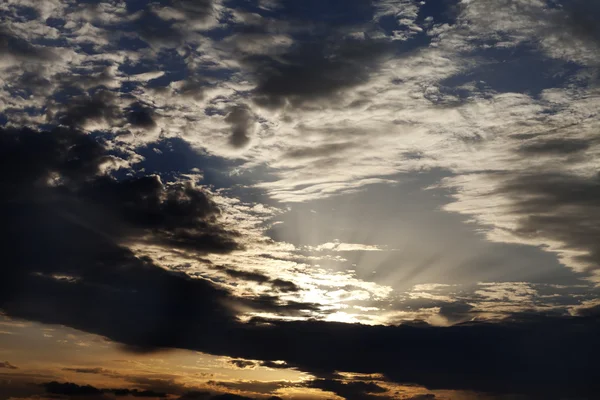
{"left": 0, "top": 28, "right": 56, "bottom": 62}
{"left": 131, "top": 9, "right": 185, "bottom": 47}
{"left": 211, "top": 267, "right": 300, "bottom": 293}
{"left": 0, "top": 126, "right": 251, "bottom": 352}
{"left": 126, "top": 0, "right": 214, "bottom": 47}
{"left": 257, "top": 361, "right": 290, "bottom": 370}
{"left": 55, "top": 90, "right": 121, "bottom": 128}
{"left": 110, "top": 388, "right": 168, "bottom": 397}
{"left": 126, "top": 102, "right": 157, "bottom": 129}
{"left": 554, "top": 0, "right": 600, "bottom": 47}
{"left": 56, "top": 65, "right": 117, "bottom": 92}
{"left": 268, "top": 0, "right": 374, "bottom": 27}
{"left": 518, "top": 138, "right": 591, "bottom": 155}
{"left": 228, "top": 359, "right": 256, "bottom": 369}
{"left": 62, "top": 367, "right": 111, "bottom": 375}
{"left": 225, "top": 105, "right": 254, "bottom": 149}
{"left": 238, "top": 295, "right": 321, "bottom": 317}
{"left": 41, "top": 381, "right": 260, "bottom": 399}
{"left": 170, "top": 0, "right": 214, "bottom": 21}
{"left": 178, "top": 392, "right": 213, "bottom": 400}
{"left": 178, "top": 390, "right": 279, "bottom": 400}
{"left": 0, "top": 361, "right": 18, "bottom": 370}
{"left": 43, "top": 381, "right": 103, "bottom": 396}
{"left": 574, "top": 304, "right": 600, "bottom": 317}
{"left": 210, "top": 380, "right": 288, "bottom": 395}
{"left": 284, "top": 142, "right": 354, "bottom": 159}
{"left": 249, "top": 38, "right": 392, "bottom": 108}
{"left": 210, "top": 395, "right": 254, "bottom": 400}
{"left": 406, "top": 395, "right": 436, "bottom": 400}
{"left": 79, "top": 175, "right": 241, "bottom": 253}
{"left": 308, "top": 379, "right": 389, "bottom": 400}
{"left": 270, "top": 279, "right": 300, "bottom": 293}
{"left": 438, "top": 302, "right": 475, "bottom": 324}
{"left": 214, "top": 266, "right": 271, "bottom": 284}
{"left": 176, "top": 77, "right": 206, "bottom": 101}
{"left": 498, "top": 172, "right": 600, "bottom": 277}
{"left": 0, "top": 126, "right": 241, "bottom": 255}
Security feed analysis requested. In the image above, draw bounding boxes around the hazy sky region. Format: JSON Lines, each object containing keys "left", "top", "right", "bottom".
{"left": 1, "top": 0, "right": 600, "bottom": 399}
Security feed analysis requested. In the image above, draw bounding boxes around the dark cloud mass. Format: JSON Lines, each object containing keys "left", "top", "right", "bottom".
{"left": 250, "top": 38, "right": 392, "bottom": 108}
{"left": 225, "top": 105, "right": 254, "bottom": 148}
{"left": 499, "top": 172, "right": 600, "bottom": 275}
{"left": 0, "top": 126, "right": 238, "bottom": 350}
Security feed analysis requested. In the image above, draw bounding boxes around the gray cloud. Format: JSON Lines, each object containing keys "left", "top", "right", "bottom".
{"left": 518, "top": 138, "right": 591, "bottom": 156}
{"left": 55, "top": 90, "right": 121, "bottom": 128}
{"left": 498, "top": 172, "right": 600, "bottom": 276}
{"left": 225, "top": 105, "right": 254, "bottom": 149}
{"left": 0, "top": 27, "right": 56, "bottom": 62}
{"left": 284, "top": 142, "right": 355, "bottom": 159}
{"left": 250, "top": 38, "right": 392, "bottom": 109}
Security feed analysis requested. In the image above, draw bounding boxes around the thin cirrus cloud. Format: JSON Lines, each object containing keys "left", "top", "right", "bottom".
{"left": 1, "top": 0, "right": 600, "bottom": 399}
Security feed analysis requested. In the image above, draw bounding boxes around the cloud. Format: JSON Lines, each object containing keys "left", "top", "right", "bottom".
{"left": 270, "top": 279, "right": 300, "bottom": 293}
{"left": 41, "top": 380, "right": 263, "bottom": 399}
{"left": 499, "top": 172, "right": 600, "bottom": 276}
{"left": 228, "top": 359, "right": 256, "bottom": 369}
{"left": 250, "top": 38, "right": 393, "bottom": 109}
{"left": 284, "top": 142, "right": 355, "bottom": 160}
{"left": 308, "top": 379, "right": 390, "bottom": 400}
{"left": 312, "top": 242, "right": 386, "bottom": 252}
{"left": 406, "top": 395, "right": 436, "bottom": 400}
{"left": 0, "top": 361, "right": 18, "bottom": 370}
{"left": 0, "top": 125, "right": 307, "bottom": 350}
{"left": 443, "top": 169, "right": 600, "bottom": 282}
{"left": 214, "top": 266, "right": 271, "bottom": 284}
{"left": 211, "top": 266, "right": 301, "bottom": 293}
{"left": 209, "top": 380, "right": 289, "bottom": 395}
{"left": 39, "top": 378, "right": 286, "bottom": 400}
{"left": 517, "top": 138, "right": 592, "bottom": 156}
{"left": 55, "top": 90, "right": 121, "bottom": 128}
{"left": 62, "top": 367, "right": 114, "bottom": 375}
{"left": 126, "top": 102, "right": 157, "bottom": 129}
{"left": 0, "top": 27, "right": 57, "bottom": 63}
{"left": 2, "top": 1, "right": 600, "bottom": 398}
{"left": 225, "top": 105, "right": 255, "bottom": 149}
{"left": 28, "top": 307, "right": 600, "bottom": 398}
{"left": 42, "top": 381, "right": 103, "bottom": 396}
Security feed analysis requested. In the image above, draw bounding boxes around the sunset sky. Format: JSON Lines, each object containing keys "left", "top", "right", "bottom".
{"left": 1, "top": 0, "right": 600, "bottom": 399}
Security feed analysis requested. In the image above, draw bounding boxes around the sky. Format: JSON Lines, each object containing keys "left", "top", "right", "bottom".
{"left": 1, "top": 0, "right": 600, "bottom": 399}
